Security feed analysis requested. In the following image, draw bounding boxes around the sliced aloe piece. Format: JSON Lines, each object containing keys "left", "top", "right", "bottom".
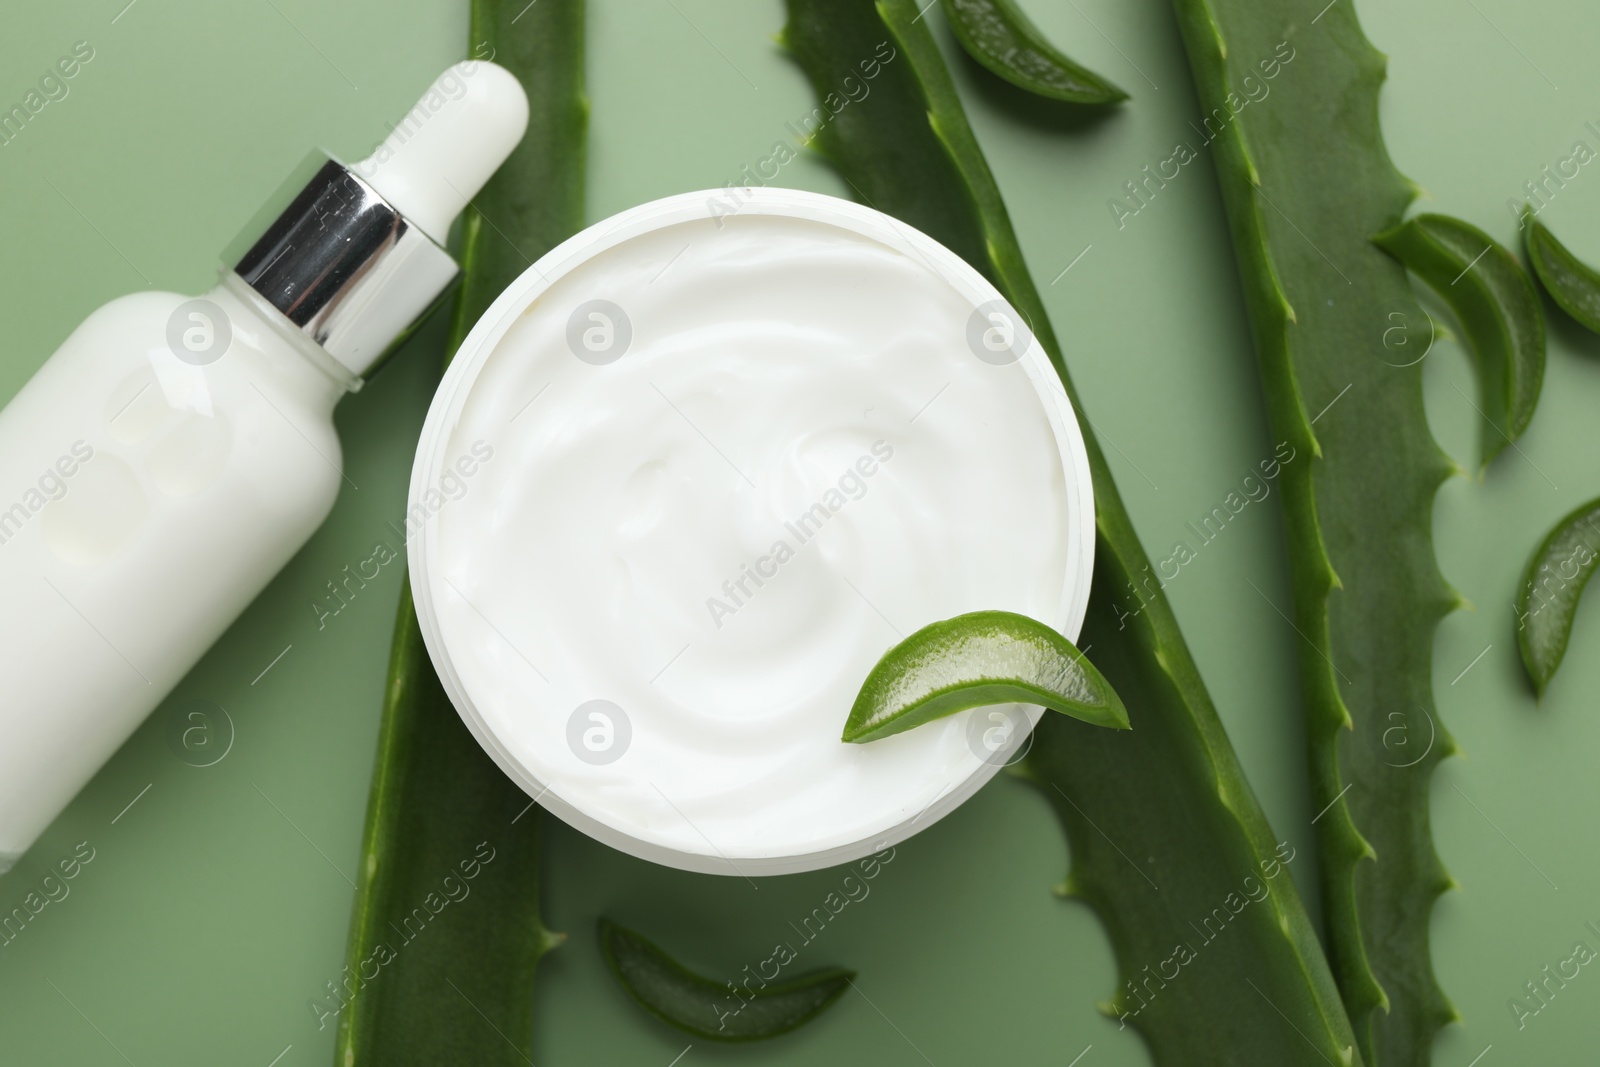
{"left": 843, "top": 610, "right": 1128, "bottom": 743}
{"left": 942, "top": 0, "right": 1128, "bottom": 105}
{"left": 1517, "top": 498, "right": 1600, "bottom": 695}
{"left": 599, "top": 919, "right": 854, "bottom": 1042}
{"left": 1526, "top": 215, "right": 1600, "bottom": 334}
{"left": 1373, "top": 214, "right": 1546, "bottom": 468}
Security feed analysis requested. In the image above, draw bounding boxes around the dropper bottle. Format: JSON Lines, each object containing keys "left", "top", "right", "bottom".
{"left": 0, "top": 62, "right": 529, "bottom": 872}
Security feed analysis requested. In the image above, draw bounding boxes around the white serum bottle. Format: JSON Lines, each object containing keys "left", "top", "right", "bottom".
{"left": 0, "top": 63, "right": 529, "bottom": 872}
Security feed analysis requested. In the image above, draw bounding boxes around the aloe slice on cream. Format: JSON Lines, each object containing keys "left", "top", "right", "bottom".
{"left": 842, "top": 610, "right": 1128, "bottom": 743}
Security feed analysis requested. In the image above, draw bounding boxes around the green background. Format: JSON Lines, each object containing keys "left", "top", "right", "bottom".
{"left": 1, "top": 0, "right": 1595, "bottom": 1063}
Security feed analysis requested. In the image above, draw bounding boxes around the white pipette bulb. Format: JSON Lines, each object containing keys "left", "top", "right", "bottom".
{"left": 355, "top": 61, "right": 530, "bottom": 245}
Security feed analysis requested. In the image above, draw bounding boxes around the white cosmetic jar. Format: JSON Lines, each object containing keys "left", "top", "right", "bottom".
{"left": 408, "top": 188, "right": 1095, "bottom": 875}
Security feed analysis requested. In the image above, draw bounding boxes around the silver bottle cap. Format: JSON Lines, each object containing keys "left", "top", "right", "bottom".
{"left": 232, "top": 154, "right": 459, "bottom": 381}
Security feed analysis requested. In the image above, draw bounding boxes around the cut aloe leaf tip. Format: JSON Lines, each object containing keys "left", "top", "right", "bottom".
{"left": 941, "top": 0, "right": 1128, "bottom": 105}
{"left": 1517, "top": 497, "right": 1600, "bottom": 695}
{"left": 599, "top": 919, "right": 854, "bottom": 1042}
{"left": 1525, "top": 213, "right": 1600, "bottom": 335}
{"left": 1373, "top": 213, "right": 1545, "bottom": 468}
{"left": 842, "top": 609, "right": 1128, "bottom": 744}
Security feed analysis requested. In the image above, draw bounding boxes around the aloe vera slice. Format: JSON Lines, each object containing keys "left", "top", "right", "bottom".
{"left": 1516, "top": 498, "right": 1600, "bottom": 694}
{"left": 599, "top": 919, "right": 854, "bottom": 1042}
{"left": 1526, "top": 216, "right": 1600, "bottom": 334}
{"left": 942, "top": 0, "right": 1128, "bottom": 104}
{"left": 782, "top": 2, "right": 1362, "bottom": 1064}
{"left": 333, "top": 3, "right": 586, "bottom": 1064}
{"left": 1374, "top": 214, "right": 1546, "bottom": 468}
{"left": 1168, "top": 3, "right": 1462, "bottom": 1062}
{"left": 843, "top": 610, "right": 1128, "bottom": 742}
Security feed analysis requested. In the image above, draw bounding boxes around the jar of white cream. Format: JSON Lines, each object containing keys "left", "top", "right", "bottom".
{"left": 409, "top": 188, "right": 1094, "bottom": 875}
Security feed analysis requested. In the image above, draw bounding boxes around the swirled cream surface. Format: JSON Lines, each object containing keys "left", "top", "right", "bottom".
{"left": 414, "top": 191, "right": 1093, "bottom": 874}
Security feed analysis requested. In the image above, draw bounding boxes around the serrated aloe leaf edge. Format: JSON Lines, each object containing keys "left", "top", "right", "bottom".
{"left": 332, "top": 2, "right": 586, "bottom": 1065}
{"left": 783, "top": 2, "right": 1361, "bottom": 1064}
{"left": 599, "top": 919, "right": 854, "bottom": 1042}
{"left": 1165, "top": 0, "right": 1463, "bottom": 1063}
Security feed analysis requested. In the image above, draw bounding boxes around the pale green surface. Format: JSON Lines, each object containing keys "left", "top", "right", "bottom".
{"left": 0, "top": 0, "right": 1594, "bottom": 1063}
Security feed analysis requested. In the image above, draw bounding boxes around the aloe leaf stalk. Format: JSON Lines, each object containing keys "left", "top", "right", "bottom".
{"left": 332, "top": 3, "right": 586, "bottom": 1064}
{"left": 1164, "top": 0, "right": 1461, "bottom": 1061}
{"left": 599, "top": 919, "right": 854, "bottom": 1042}
{"left": 782, "top": 2, "right": 1361, "bottom": 1063}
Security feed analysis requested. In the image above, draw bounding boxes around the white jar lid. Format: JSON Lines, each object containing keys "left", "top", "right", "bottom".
{"left": 409, "top": 188, "right": 1095, "bottom": 875}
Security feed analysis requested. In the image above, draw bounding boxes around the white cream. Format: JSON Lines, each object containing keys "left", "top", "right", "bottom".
{"left": 411, "top": 190, "right": 1094, "bottom": 875}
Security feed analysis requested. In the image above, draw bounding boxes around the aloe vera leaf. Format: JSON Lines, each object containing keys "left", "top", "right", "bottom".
{"left": 1373, "top": 214, "right": 1546, "bottom": 467}
{"left": 842, "top": 610, "right": 1129, "bottom": 742}
{"left": 1526, "top": 215, "right": 1600, "bottom": 334}
{"left": 598, "top": 919, "right": 854, "bottom": 1042}
{"left": 1164, "top": 2, "right": 1462, "bottom": 1062}
{"left": 333, "top": 3, "right": 586, "bottom": 1064}
{"left": 941, "top": 0, "right": 1128, "bottom": 104}
{"left": 781, "top": 3, "right": 1361, "bottom": 1063}
{"left": 1516, "top": 498, "right": 1600, "bottom": 694}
